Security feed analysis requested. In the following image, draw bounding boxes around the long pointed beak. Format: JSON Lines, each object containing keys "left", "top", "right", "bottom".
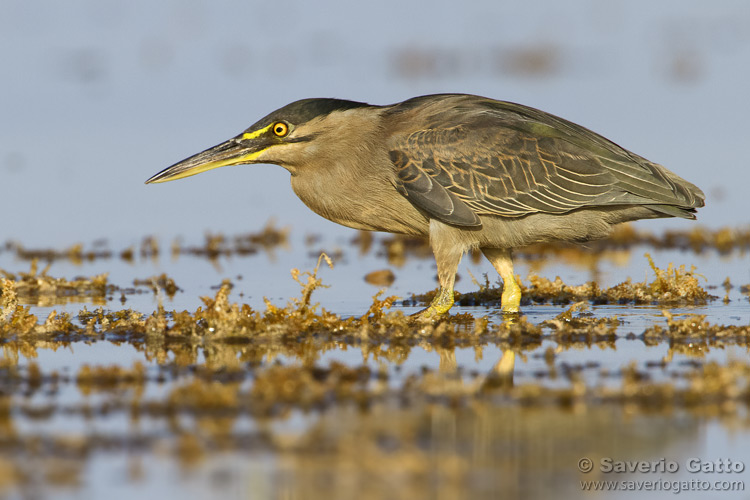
{"left": 145, "top": 138, "right": 264, "bottom": 184}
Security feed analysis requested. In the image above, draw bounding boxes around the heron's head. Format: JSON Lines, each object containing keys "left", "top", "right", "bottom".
{"left": 145, "top": 98, "right": 374, "bottom": 184}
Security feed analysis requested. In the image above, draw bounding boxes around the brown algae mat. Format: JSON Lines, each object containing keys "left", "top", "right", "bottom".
{"left": 1, "top": 253, "right": 744, "bottom": 357}
{"left": 411, "top": 253, "right": 712, "bottom": 308}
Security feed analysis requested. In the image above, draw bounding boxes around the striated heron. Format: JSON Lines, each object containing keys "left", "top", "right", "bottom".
{"left": 146, "top": 94, "right": 705, "bottom": 319}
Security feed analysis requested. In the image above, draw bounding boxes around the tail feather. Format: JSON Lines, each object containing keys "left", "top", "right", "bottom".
{"left": 657, "top": 164, "right": 705, "bottom": 209}
{"left": 640, "top": 162, "right": 705, "bottom": 219}
{"left": 643, "top": 204, "right": 697, "bottom": 220}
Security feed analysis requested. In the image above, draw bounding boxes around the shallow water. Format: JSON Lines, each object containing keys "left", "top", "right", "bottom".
{"left": 2, "top": 225, "right": 750, "bottom": 500}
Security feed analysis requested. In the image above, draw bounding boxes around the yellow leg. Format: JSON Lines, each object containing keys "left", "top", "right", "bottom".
{"left": 482, "top": 248, "right": 521, "bottom": 314}
{"left": 413, "top": 285, "right": 455, "bottom": 320}
{"left": 414, "top": 229, "right": 463, "bottom": 320}
{"left": 430, "top": 286, "right": 455, "bottom": 314}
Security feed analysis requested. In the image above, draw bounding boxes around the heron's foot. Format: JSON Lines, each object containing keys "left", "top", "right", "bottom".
{"left": 411, "top": 305, "right": 447, "bottom": 321}
{"left": 500, "top": 277, "right": 522, "bottom": 314}
{"left": 411, "top": 287, "right": 454, "bottom": 321}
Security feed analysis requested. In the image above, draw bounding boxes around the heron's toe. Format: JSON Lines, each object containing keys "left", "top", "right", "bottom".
{"left": 410, "top": 304, "right": 450, "bottom": 322}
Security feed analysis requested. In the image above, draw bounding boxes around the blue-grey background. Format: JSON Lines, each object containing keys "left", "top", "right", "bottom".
{"left": 2, "top": 0, "right": 748, "bottom": 247}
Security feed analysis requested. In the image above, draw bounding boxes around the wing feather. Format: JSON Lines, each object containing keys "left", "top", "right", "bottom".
{"left": 387, "top": 96, "right": 704, "bottom": 221}
{"left": 389, "top": 151, "right": 480, "bottom": 227}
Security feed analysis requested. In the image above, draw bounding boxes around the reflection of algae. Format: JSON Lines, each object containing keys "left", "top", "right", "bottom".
{"left": 76, "top": 362, "right": 147, "bottom": 396}
{"left": 1, "top": 367, "right": 711, "bottom": 499}
{"left": 5, "top": 355, "right": 750, "bottom": 441}
{"left": 268, "top": 405, "right": 697, "bottom": 500}
{"left": 251, "top": 362, "right": 373, "bottom": 414}
{"left": 9, "top": 351, "right": 749, "bottom": 421}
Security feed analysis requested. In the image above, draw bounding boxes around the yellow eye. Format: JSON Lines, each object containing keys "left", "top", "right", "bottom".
{"left": 272, "top": 122, "right": 289, "bottom": 137}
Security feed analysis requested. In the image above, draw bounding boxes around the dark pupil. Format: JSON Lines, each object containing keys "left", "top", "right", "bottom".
{"left": 276, "top": 125, "right": 284, "bottom": 134}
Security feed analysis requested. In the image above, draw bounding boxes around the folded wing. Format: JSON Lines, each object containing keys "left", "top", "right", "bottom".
{"left": 388, "top": 97, "right": 704, "bottom": 226}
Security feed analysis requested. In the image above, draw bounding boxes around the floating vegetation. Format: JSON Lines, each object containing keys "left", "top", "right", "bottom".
{"left": 0, "top": 251, "right": 736, "bottom": 370}
{"left": 0, "top": 260, "right": 114, "bottom": 306}
{"left": 520, "top": 224, "right": 750, "bottom": 255}
{"left": 3, "top": 241, "right": 112, "bottom": 264}
{"left": 0, "top": 261, "right": 185, "bottom": 308}
{"left": 132, "top": 273, "right": 180, "bottom": 299}
{"left": 1, "top": 220, "right": 290, "bottom": 265}
{"left": 541, "top": 302, "right": 620, "bottom": 346}
{"left": 377, "top": 234, "right": 432, "bottom": 267}
{"left": 363, "top": 269, "right": 396, "bottom": 287}
{"left": 522, "top": 253, "right": 710, "bottom": 305}
{"left": 642, "top": 310, "right": 750, "bottom": 346}
{"left": 412, "top": 253, "right": 712, "bottom": 307}
{"left": 171, "top": 222, "right": 290, "bottom": 263}
{"left": 0, "top": 279, "right": 76, "bottom": 337}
